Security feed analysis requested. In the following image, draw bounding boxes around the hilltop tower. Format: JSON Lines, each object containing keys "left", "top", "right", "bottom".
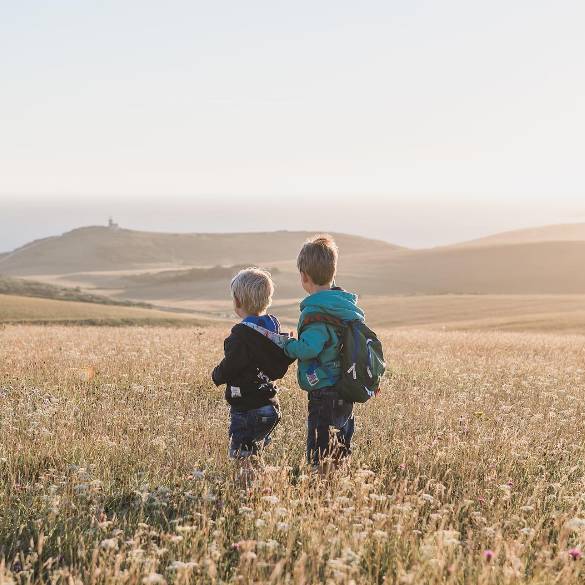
{"left": 108, "top": 217, "right": 120, "bottom": 230}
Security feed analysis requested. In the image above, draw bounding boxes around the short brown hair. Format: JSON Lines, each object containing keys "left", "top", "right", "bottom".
{"left": 297, "top": 234, "right": 338, "bottom": 285}
{"left": 230, "top": 267, "right": 274, "bottom": 314}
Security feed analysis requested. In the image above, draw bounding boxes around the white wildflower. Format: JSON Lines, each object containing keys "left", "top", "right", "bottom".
{"left": 565, "top": 518, "right": 585, "bottom": 532}
{"left": 168, "top": 561, "right": 198, "bottom": 571}
{"left": 435, "top": 529, "right": 460, "bottom": 546}
{"left": 369, "top": 493, "right": 388, "bottom": 502}
{"left": 142, "top": 573, "right": 166, "bottom": 585}
{"left": 240, "top": 551, "right": 257, "bottom": 562}
{"left": 257, "top": 539, "right": 279, "bottom": 551}
{"left": 99, "top": 538, "right": 118, "bottom": 551}
{"left": 176, "top": 525, "right": 198, "bottom": 533}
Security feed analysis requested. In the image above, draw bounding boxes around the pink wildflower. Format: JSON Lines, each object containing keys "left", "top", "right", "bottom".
{"left": 569, "top": 547, "right": 583, "bottom": 561}
{"left": 232, "top": 540, "right": 256, "bottom": 552}
{"left": 483, "top": 549, "right": 495, "bottom": 561}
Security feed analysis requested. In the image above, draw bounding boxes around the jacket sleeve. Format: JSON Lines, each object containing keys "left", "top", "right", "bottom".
{"left": 263, "top": 349, "right": 296, "bottom": 380}
{"left": 284, "top": 323, "right": 329, "bottom": 360}
{"left": 211, "top": 332, "right": 249, "bottom": 386}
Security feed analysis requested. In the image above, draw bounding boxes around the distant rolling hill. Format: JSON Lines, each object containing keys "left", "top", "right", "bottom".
{"left": 2, "top": 224, "right": 585, "bottom": 321}
{"left": 347, "top": 241, "right": 585, "bottom": 295}
{"left": 0, "top": 275, "right": 152, "bottom": 307}
{"left": 44, "top": 241, "right": 585, "bottom": 306}
{"left": 0, "top": 226, "right": 400, "bottom": 275}
{"left": 0, "top": 276, "right": 210, "bottom": 325}
{"left": 453, "top": 222, "right": 585, "bottom": 248}
{"left": 0, "top": 294, "right": 205, "bottom": 325}
{"left": 64, "top": 265, "right": 284, "bottom": 303}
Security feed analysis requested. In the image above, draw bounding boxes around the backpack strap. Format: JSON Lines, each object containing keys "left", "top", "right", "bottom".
{"left": 299, "top": 313, "right": 346, "bottom": 334}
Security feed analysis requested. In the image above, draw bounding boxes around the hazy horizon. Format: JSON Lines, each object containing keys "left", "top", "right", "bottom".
{"left": 1, "top": 194, "right": 583, "bottom": 253}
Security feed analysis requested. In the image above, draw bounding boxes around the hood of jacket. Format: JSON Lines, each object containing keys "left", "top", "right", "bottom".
{"left": 232, "top": 323, "right": 294, "bottom": 380}
{"left": 299, "top": 288, "right": 365, "bottom": 324}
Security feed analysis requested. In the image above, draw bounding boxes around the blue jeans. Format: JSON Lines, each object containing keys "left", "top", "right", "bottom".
{"left": 307, "top": 387, "right": 354, "bottom": 465}
{"left": 229, "top": 404, "right": 281, "bottom": 458}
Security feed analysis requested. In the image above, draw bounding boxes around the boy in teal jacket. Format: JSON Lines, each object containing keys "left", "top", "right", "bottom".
{"left": 284, "top": 234, "right": 365, "bottom": 467}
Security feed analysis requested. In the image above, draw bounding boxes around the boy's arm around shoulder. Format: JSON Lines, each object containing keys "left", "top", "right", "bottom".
{"left": 211, "top": 329, "right": 248, "bottom": 386}
{"left": 284, "top": 323, "right": 329, "bottom": 360}
{"left": 264, "top": 344, "right": 295, "bottom": 381}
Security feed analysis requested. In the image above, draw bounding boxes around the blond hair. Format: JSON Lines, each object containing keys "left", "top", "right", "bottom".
{"left": 230, "top": 267, "right": 274, "bottom": 315}
{"left": 297, "top": 234, "right": 338, "bottom": 286}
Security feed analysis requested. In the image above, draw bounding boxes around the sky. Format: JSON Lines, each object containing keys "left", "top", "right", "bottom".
{"left": 1, "top": 0, "right": 584, "bottom": 251}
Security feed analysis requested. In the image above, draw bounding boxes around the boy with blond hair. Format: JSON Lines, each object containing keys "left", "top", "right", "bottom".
{"left": 284, "top": 235, "right": 366, "bottom": 467}
{"left": 212, "top": 268, "right": 293, "bottom": 459}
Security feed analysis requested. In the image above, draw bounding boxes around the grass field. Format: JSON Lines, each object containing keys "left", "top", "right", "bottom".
{"left": 2, "top": 324, "right": 585, "bottom": 583}
{"left": 355, "top": 294, "right": 585, "bottom": 333}
{"left": 169, "top": 294, "right": 585, "bottom": 334}
{"left": 0, "top": 275, "right": 152, "bottom": 308}
{"left": 0, "top": 294, "right": 204, "bottom": 326}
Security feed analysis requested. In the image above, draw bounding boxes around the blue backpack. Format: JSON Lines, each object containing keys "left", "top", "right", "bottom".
{"left": 299, "top": 314, "right": 386, "bottom": 403}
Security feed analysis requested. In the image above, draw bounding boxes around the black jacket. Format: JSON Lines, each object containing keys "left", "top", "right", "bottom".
{"left": 212, "top": 324, "right": 295, "bottom": 411}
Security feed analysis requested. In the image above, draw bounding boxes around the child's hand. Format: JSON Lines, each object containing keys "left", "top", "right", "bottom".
{"left": 374, "top": 387, "right": 381, "bottom": 397}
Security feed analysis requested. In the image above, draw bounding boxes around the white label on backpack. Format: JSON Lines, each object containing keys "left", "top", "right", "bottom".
{"left": 230, "top": 386, "right": 241, "bottom": 398}
{"left": 307, "top": 371, "right": 319, "bottom": 386}
{"left": 347, "top": 363, "right": 357, "bottom": 380}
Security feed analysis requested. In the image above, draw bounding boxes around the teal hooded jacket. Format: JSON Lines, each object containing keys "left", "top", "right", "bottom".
{"left": 284, "top": 288, "right": 365, "bottom": 392}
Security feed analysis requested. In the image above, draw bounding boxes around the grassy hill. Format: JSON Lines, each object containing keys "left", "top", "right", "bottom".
{"left": 0, "top": 226, "right": 400, "bottom": 275}
{"left": 123, "top": 265, "right": 279, "bottom": 285}
{"left": 0, "top": 294, "right": 205, "bottom": 325}
{"left": 0, "top": 275, "right": 209, "bottom": 325}
{"left": 0, "top": 275, "right": 152, "bottom": 307}
{"left": 348, "top": 241, "right": 585, "bottom": 295}
{"left": 176, "top": 294, "right": 585, "bottom": 334}
{"left": 452, "top": 222, "right": 585, "bottom": 247}
{"left": 60, "top": 264, "right": 287, "bottom": 303}
{"left": 4, "top": 224, "right": 585, "bottom": 297}
{"left": 355, "top": 294, "right": 585, "bottom": 333}
{"left": 2, "top": 223, "right": 585, "bottom": 333}
{"left": 42, "top": 240, "right": 585, "bottom": 303}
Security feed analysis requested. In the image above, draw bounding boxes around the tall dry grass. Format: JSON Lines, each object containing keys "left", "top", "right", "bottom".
{"left": 1, "top": 325, "right": 585, "bottom": 584}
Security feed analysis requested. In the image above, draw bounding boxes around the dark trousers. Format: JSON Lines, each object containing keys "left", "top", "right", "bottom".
{"left": 307, "top": 386, "right": 354, "bottom": 466}
{"left": 229, "top": 404, "right": 281, "bottom": 458}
